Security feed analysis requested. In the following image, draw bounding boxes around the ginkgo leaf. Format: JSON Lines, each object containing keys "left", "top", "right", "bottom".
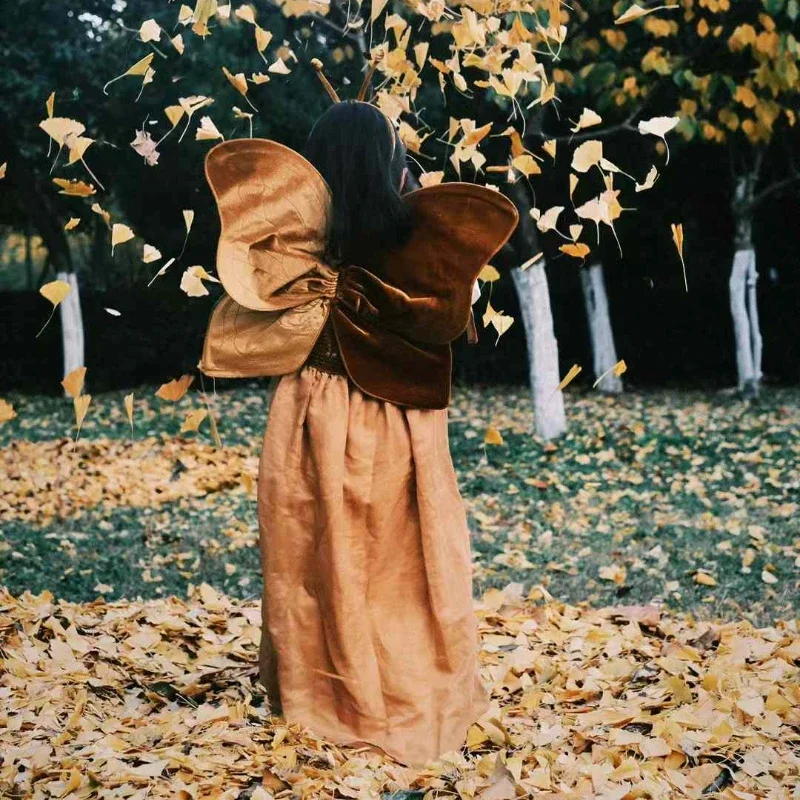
{"left": 571, "top": 140, "right": 603, "bottom": 173}
{"left": 103, "top": 53, "right": 155, "bottom": 94}
{"left": 156, "top": 375, "right": 195, "bottom": 401}
{"left": 53, "top": 178, "right": 95, "bottom": 196}
{"left": 593, "top": 359, "right": 627, "bottom": 388}
{"left": 139, "top": 19, "right": 162, "bottom": 42}
{"left": 171, "top": 34, "right": 185, "bottom": 54}
{"left": 143, "top": 244, "right": 162, "bottom": 263}
{"left": 181, "top": 408, "right": 209, "bottom": 433}
{"left": 255, "top": 25, "right": 272, "bottom": 54}
{"left": 147, "top": 256, "right": 176, "bottom": 287}
{"left": 73, "top": 394, "right": 92, "bottom": 436}
{"left": 250, "top": 72, "right": 270, "bottom": 85}
{"left": 46, "top": 91, "right": 55, "bottom": 117}
{"left": 560, "top": 242, "right": 591, "bottom": 260}
{"left": 371, "top": 0, "right": 390, "bottom": 22}
{"left": 0, "top": 398, "right": 16, "bottom": 424}
{"left": 484, "top": 425, "right": 504, "bottom": 445}
{"left": 558, "top": 364, "right": 582, "bottom": 390}
{"left": 111, "top": 224, "right": 135, "bottom": 254}
{"left": 65, "top": 218, "right": 81, "bottom": 230}
{"left": 616, "top": 3, "right": 679, "bottom": 25}
{"left": 183, "top": 210, "right": 195, "bottom": 234}
{"left": 131, "top": 130, "right": 160, "bottom": 166}
{"left": 104, "top": 307, "right": 121, "bottom": 317}
{"left": 671, "top": 223, "right": 687, "bottom": 292}
{"left": 536, "top": 206, "right": 564, "bottom": 233}
{"left": 180, "top": 265, "right": 220, "bottom": 297}
{"left": 419, "top": 171, "right": 444, "bottom": 187}
{"left": 542, "top": 140, "right": 557, "bottom": 159}
{"left": 61, "top": 366, "right": 86, "bottom": 398}
{"left": 196, "top": 116, "right": 223, "bottom": 141}
{"left": 235, "top": 4, "right": 256, "bottom": 23}
{"left": 478, "top": 265, "right": 501, "bottom": 282}
{"left": 635, "top": 166, "right": 659, "bottom": 192}
{"left": 638, "top": 116, "right": 680, "bottom": 164}
{"left": 694, "top": 571, "right": 717, "bottom": 587}
{"left": 124, "top": 393, "right": 134, "bottom": 435}
{"left": 39, "top": 117, "right": 86, "bottom": 146}
{"left": 0, "top": 162, "right": 6, "bottom": 179}
{"left": 571, "top": 108, "right": 602, "bottom": 132}
{"left": 267, "top": 57, "right": 291, "bottom": 75}
{"left": 40, "top": 280, "right": 70, "bottom": 307}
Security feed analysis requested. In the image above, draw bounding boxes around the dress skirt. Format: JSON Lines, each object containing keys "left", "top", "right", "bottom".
{"left": 256, "top": 364, "right": 489, "bottom": 766}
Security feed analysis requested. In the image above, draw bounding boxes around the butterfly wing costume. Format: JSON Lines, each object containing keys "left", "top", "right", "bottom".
{"left": 199, "top": 138, "right": 518, "bottom": 408}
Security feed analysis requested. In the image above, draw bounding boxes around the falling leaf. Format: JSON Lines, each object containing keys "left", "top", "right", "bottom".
{"left": 124, "top": 393, "right": 134, "bottom": 435}
{"left": 52, "top": 178, "right": 95, "bottom": 196}
{"left": 147, "top": 256, "right": 176, "bottom": 287}
{"left": 171, "top": 34, "right": 185, "bottom": 54}
{"left": 196, "top": 116, "right": 223, "bottom": 141}
{"left": 484, "top": 425, "right": 504, "bottom": 445}
{"left": 156, "top": 375, "right": 195, "bottom": 402}
{"left": 536, "top": 205, "right": 564, "bottom": 233}
{"left": 64, "top": 218, "right": 81, "bottom": 231}
{"left": 103, "top": 53, "right": 155, "bottom": 95}
{"left": 139, "top": 19, "right": 162, "bottom": 42}
{"left": 0, "top": 398, "right": 16, "bottom": 424}
{"left": 571, "top": 140, "right": 603, "bottom": 173}
{"left": 571, "top": 108, "right": 602, "bottom": 132}
{"left": 180, "top": 265, "right": 220, "bottom": 297}
{"left": 478, "top": 265, "right": 501, "bottom": 282}
{"left": 593, "top": 359, "right": 627, "bottom": 388}
{"left": 39, "top": 117, "right": 85, "bottom": 146}
{"left": 560, "top": 242, "right": 591, "bottom": 260}
{"left": 0, "top": 162, "right": 6, "bottom": 179}
{"left": 558, "top": 364, "right": 582, "bottom": 390}
{"left": 542, "top": 140, "right": 557, "bottom": 159}
{"left": 371, "top": 0, "right": 390, "bottom": 22}
{"left": 143, "top": 244, "right": 162, "bottom": 263}
{"left": 181, "top": 409, "right": 209, "bottom": 433}
{"left": 36, "top": 280, "right": 71, "bottom": 337}
{"left": 73, "top": 394, "right": 91, "bottom": 436}
{"left": 671, "top": 223, "right": 687, "bottom": 292}
{"left": 267, "top": 57, "right": 291, "bottom": 75}
{"left": 638, "top": 116, "right": 680, "bottom": 164}
{"left": 61, "top": 367, "right": 86, "bottom": 398}
{"left": 616, "top": 3, "right": 679, "bottom": 25}
{"left": 111, "top": 224, "right": 135, "bottom": 254}
{"left": 104, "top": 308, "right": 121, "bottom": 317}
{"left": 419, "top": 171, "right": 444, "bottom": 187}
{"left": 131, "top": 129, "right": 160, "bottom": 166}
{"left": 635, "top": 166, "right": 659, "bottom": 192}
{"left": 183, "top": 210, "right": 195, "bottom": 234}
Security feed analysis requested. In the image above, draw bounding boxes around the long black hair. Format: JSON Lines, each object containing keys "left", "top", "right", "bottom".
{"left": 305, "top": 101, "right": 413, "bottom": 267}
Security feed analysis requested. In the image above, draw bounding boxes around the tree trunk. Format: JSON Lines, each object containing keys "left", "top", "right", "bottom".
{"left": 511, "top": 263, "right": 567, "bottom": 440}
{"left": 0, "top": 113, "right": 86, "bottom": 388}
{"left": 57, "top": 271, "right": 85, "bottom": 380}
{"left": 501, "top": 181, "right": 566, "bottom": 439}
{"left": 729, "top": 175, "right": 762, "bottom": 399}
{"left": 581, "top": 261, "right": 622, "bottom": 394}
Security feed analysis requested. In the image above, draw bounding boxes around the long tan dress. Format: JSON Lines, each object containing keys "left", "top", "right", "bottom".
{"left": 256, "top": 323, "right": 489, "bottom": 766}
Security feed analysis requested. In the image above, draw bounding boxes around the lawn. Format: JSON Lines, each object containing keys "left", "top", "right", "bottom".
{"left": 1, "top": 382, "right": 798, "bottom": 624}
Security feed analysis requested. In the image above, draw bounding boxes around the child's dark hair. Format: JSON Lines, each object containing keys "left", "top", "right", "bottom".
{"left": 305, "top": 101, "right": 412, "bottom": 267}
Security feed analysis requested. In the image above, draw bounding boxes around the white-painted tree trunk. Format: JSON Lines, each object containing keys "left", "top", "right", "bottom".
{"left": 511, "top": 262, "right": 566, "bottom": 440}
{"left": 581, "top": 261, "right": 622, "bottom": 394}
{"left": 57, "top": 271, "right": 85, "bottom": 384}
{"left": 728, "top": 248, "right": 762, "bottom": 398}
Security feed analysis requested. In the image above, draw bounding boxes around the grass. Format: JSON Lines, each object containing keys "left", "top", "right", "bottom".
{"left": 1, "top": 381, "right": 797, "bottom": 624}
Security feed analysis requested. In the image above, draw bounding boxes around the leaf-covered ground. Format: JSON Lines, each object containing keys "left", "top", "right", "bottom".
{"left": 2, "top": 582, "right": 798, "bottom": 798}
{"left": 1, "top": 383, "right": 798, "bottom": 624}
{"left": 1, "top": 384, "right": 799, "bottom": 797}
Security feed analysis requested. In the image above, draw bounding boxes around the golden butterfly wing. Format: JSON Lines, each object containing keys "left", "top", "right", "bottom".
{"left": 204, "top": 138, "right": 332, "bottom": 312}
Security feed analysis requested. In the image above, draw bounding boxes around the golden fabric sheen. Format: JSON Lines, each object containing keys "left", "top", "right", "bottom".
{"left": 257, "top": 366, "right": 489, "bottom": 766}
